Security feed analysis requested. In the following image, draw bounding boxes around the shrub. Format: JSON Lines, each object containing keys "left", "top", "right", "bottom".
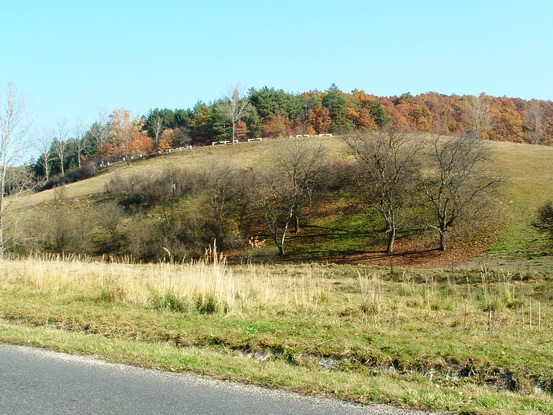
{"left": 533, "top": 200, "right": 553, "bottom": 243}
{"left": 38, "top": 164, "right": 95, "bottom": 191}
{"left": 106, "top": 168, "right": 202, "bottom": 209}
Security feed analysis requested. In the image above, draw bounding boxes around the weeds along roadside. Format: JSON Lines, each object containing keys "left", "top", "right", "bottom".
{"left": 0, "top": 255, "right": 552, "bottom": 399}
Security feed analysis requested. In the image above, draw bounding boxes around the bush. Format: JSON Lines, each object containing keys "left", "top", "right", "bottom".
{"left": 92, "top": 201, "right": 126, "bottom": 254}
{"left": 106, "top": 168, "right": 202, "bottom": 209}
{"left": 38, "top": 164, "right": 95, "bottom": 191}
{"left": 533, "top": 200, "right": 553, "bottom": 243}
{"left": 42, "top": 208, "right": 93, "bottom": 254}
{"left": 321, "top": 161, "right": 359, "bottom": 191}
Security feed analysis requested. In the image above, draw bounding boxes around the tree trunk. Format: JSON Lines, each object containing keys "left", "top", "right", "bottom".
{"left": 386, "top": 227, "right": 396, "bottom": 254}
{"left": 439, "top": 230, "right": 447, "bottom": 251}
{"left": 0, "top": 171, "right": 5, "bottom": 260}
{"left": 269, "top": 225, "right": 287, "bottom": 257}
{"left": 0, "top": 214, "right": 4, "bottom": 261}
{"left": 273, "top": 220, "right": 291, "bottom": 256}
{"left": 278, "top": 223, "right": 289, "bottom": 256}
{"left": 44, "top": 158, "right": 50, "bottom": 181}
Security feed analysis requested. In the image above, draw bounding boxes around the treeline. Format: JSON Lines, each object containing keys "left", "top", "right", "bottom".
{"left": 10, "top": 131, "right": 497, "bottom": 261}
{"left": 142, "top": 86, "right": 553, "bottom": 145}
{"left": 30, "top": 85, "right": 553, "bottom": 185}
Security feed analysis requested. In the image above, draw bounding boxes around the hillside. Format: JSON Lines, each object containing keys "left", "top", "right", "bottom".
{"left": 3, "top": 135, "right": 553, "bottom": 414}
{"left": 8, "top": 135, "right": 553, "bottom": 268}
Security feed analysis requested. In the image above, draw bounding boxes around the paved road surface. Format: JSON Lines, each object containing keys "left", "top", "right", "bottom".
{"left": 0, "top": 344, "right": 439, "bottom": 415}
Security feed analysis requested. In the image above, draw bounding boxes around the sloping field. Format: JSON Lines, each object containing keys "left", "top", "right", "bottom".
{"left": 13, "top": 137, "right": 349, "bottom": 206}
{"left": 493, "top": 142, "right": 553, "bottom": 246}
{"left": 8, "top": 136, "right": 553, "bottom": 266}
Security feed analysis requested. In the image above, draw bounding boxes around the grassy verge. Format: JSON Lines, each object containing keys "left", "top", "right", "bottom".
{"left": 1, "top": 257, "right": 552, "bottom": 414}
{"left": 2, "top": 321, "right": 552, "bottom": 415}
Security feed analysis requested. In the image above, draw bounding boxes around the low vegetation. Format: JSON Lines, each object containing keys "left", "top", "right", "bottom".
{"left": 1, "top": 255, "right": 552, "bottom": 414}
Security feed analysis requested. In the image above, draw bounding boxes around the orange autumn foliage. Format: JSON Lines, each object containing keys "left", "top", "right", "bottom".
{"left": 103, "top": 109, "right": 153, "bottom": 159}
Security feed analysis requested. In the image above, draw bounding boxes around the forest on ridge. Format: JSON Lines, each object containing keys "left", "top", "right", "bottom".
{"left": 28, "top": 85, "right": 553, "bottom": 182}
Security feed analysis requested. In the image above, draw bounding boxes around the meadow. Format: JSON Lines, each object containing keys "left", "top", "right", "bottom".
{"left": 1, "top": 254, "right": 552, "bottom": 414}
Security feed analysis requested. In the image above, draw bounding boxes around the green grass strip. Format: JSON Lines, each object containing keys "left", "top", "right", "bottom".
{"left": 1, "top": 321, "right": 551, "bottom": 415}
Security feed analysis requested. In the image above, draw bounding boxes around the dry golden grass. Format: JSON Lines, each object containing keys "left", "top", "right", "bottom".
{"left": 2, "top": 255, "right": 551, "bottom": 335}
{"left": 0, "top": 255, "right": 329, "bottom": 314}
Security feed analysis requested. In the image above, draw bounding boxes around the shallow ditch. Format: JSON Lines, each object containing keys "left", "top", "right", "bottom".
{"left": 211, "top": 343, "right": 553, "bottom": 396}
{"left": 3, "top": 317, "right": 552, "bottom": 396}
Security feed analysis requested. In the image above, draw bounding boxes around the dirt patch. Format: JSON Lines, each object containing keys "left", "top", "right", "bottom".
{"left": 229, "top": 238, "right": 493, "bottom": 269}
{"left": 317, "top": 238, "right": 491, "bottom": 269}
{"left": 229, "top": 226, "right": 503, "bottom": 269}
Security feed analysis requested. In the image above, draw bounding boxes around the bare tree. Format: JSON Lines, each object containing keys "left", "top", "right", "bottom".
{"left": 418, "top": 133, "right": 498, "bottom": 251}
{"left": 345, "top": 126, "right": 419, "bottom": 253}
{"left": 221, "top": 86, "right": 250, "bottom": 142}
{"left": 200, "top": 161, "right": 252, "bottom": 248}
{"left": 0, "top": 82, "right": 32, "bottom": 259}
{"left": 525, "top": 100, "right": 545, "bottom": 144}
{"left": 33, "top": 129, "right": 55, "bottom": 181}
{"left": 151, "top": 115, "right": 163, "bottom": 155}
{"left": 52, "top": 118, "right": 69, "bottom": 176}
{"left": 256, "top": 140, "right": 326, "bottom": 256}
{"left": 465, "top": 94, "right": 491, "bottom": 137}
{"left": 89, "top": 108, "right": 111, "bottom": 159}
{"left": 73, "top": 120, "right": 88, "bottom": 169}
{"left": 94, "top": 201, "right": 125, "bottom": 253}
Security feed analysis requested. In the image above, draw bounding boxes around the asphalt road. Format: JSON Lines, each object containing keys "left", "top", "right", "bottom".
{"left": 0, "top": 344, "right": 439, "bottom": 415}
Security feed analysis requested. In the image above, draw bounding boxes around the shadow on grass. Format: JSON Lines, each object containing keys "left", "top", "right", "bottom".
{"left": 298, "top": 224, "right": 376, "bottom": 237}
{"left": 275, "top": 223, "right": 442, "bottom": 265}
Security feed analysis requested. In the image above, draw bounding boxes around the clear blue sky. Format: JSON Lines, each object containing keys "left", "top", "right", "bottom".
{"left": 1, "top": 0, "right": 552, "bottom": 130}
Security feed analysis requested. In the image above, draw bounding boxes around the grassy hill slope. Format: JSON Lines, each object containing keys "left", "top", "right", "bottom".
{"left": 9, "top": 136, "right": 553, "bottom": 267}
